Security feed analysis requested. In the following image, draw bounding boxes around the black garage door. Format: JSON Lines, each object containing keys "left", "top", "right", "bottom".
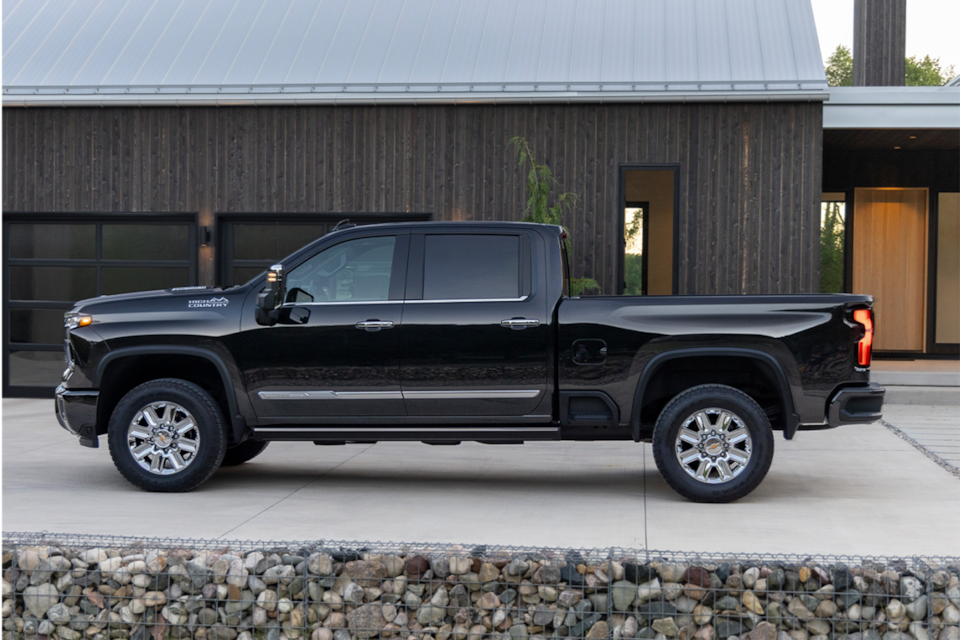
{"left": 3, "top": 214, "right": 198, "bottom": 397}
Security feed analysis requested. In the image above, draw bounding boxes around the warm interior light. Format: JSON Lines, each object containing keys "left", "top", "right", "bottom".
{"left": 894, "top": 146, "right": 901, "bottom": 149}
{"left": 853, "top": 309, "right": 873, "bottom": 367}
{"left": 909, "top": 135, "right": 917, "bottom": 139}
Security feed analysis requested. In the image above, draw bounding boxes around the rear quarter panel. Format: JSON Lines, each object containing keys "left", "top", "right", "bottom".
{"left": 557, "top": 294, "right": 872, "bottom": 426}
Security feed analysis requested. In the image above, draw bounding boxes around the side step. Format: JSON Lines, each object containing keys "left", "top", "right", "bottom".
{"left": 252, "top": 425, "right": 560, "bottom": 442}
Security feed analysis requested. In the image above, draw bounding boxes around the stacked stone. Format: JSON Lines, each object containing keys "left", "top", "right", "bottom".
{"left": 2, "top": 544, "right": 958, "bottom": 640}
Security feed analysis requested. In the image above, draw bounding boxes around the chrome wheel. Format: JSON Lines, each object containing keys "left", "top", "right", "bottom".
{"left": 126, "top": 401, "right": 200, "bottom": 475}
{"left": 675, "top": 407, "right": 753, "bottom": 484}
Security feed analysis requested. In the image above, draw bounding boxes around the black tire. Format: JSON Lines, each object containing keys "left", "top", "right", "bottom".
{"left": 221, "top": 440, "right": 270, "bottom": 466}
{"left": 107, "top": 378, "right": 227, "bottom": 492}
{"left": 652, "top": 384, "right": 774, "bottom": 503}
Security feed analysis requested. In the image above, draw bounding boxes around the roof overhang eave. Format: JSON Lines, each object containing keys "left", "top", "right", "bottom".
{"left": 824, "top": 87, "right": 960, "bottom": 129}
{"left": 2, "top": 89, "right": 830, "bottom": 108}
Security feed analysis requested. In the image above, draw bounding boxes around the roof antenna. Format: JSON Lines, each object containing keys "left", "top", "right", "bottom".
{"left": 333, "top": 219, "right": 356, "bottom": 232}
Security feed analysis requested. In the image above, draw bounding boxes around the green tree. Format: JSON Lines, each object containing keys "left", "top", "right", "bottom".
{"left": 906, "top": 55, "right": 956, "bottom": 86}
{"left": 825, "top": 45, "right": 853, "bottom": 87}
{"left": 820, "top": 202, "right": 845, "bottom": 293}
{"left": 509, "top": 136, "right": 600, "bottom": 295}
{"left": 825, "top": 44, "right": 956, "bottom": 86}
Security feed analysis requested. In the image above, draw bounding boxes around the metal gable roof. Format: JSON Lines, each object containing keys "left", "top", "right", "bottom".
{"left": 3, "top": 0, "right": 828, "bottom": 106}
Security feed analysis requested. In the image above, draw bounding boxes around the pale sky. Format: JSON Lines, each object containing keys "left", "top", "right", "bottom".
{"left": 811, "top": 0, "right": 959, "bottom": 76}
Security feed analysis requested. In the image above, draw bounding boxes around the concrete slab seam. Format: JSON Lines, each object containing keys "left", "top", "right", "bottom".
{"left": 881, "top": 419, "right": 960, "bottom": 479}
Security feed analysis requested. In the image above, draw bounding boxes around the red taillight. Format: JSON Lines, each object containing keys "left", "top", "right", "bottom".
{"left": 853, "top": 309, "right": 874, "bottom": 367}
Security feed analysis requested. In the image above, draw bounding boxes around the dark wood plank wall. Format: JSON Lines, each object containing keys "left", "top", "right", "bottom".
{"left": 2, "top": 103, "right": 822, "bottom": 295}
{"left": 853, "top": 0, "right": 906, "bottom": 86}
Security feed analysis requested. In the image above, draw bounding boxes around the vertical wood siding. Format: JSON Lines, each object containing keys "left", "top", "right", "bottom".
{"left": 853, "top": 0, "right": 907, "bottom": 86}
{"left": 3, "top": 103, "right": 822, "bottom": 294}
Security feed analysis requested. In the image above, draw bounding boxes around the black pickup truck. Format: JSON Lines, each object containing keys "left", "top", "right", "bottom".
{"left": 56, "top": 221, "right": 884, "bottom": 502}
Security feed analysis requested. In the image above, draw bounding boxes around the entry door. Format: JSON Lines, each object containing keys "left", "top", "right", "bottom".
{"left": 399, "top": 232, "right": 550, "bottom": 417}
{"left": 853, "top": 188, "right": 928, "bottom": 351}
{"left": 241, "top": 234, "right": 408, "bottom": 419}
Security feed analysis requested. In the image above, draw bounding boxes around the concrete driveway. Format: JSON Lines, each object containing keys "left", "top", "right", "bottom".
{"left": 3, "top": 398, "right": 958, "bottom": 556}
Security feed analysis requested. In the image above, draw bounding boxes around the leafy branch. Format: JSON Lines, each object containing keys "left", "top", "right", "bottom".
{"left": 509, "top": 136, "right": 601, "bottom": 295}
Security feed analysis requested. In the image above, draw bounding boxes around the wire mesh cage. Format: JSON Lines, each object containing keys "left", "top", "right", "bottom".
{"left": 2, "top": 534, "right": 958, "bottom": 640}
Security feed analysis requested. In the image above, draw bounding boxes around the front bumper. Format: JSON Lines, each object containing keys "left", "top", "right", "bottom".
{"left": 827, "top": 382, "right": 885, "bottom": 426}
{"left": 55, "top": 385, "right": 100, "bottom": 447}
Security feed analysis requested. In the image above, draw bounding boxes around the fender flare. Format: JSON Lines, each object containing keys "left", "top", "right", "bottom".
{"left": 95, "top": 346, "right": 247, "bottom": 442}
{"left": 630, "top": 347, "right": 801, "bottom": 442}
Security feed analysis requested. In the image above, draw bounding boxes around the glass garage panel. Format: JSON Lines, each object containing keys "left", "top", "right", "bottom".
{"left": 8, "top": 266, "right": 97, "bottom": 301}
{"left": 101, "top": 267, "right": 190, "bottom": 295}
{"left": 103, "top": 224, "right": 190, "bottom": 260}
{"left": 234, "top": 224, "right": 330, "bottom": 261}
{"left": 8, "top": 224, "right": 95, "bottom": 260}
{"left": 7, "top": 350, "right": 65, "bottom": 387}
{"left": 8, "top": 309, "right": 66, "bottom": 344}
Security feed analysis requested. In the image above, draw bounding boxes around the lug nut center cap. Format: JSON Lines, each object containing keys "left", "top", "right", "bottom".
{"left": 704, "top": 438, "right": 724, "bottom": 455}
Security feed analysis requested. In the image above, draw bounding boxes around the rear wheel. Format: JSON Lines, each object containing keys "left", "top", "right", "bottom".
{"left": 652, "top": 384, "right": 774, "bottom": 503}
{"left": 107, "top": 379, "right": 227, "bottom": 492}
{"left": 221, "top": 440, "right": 269, "bottom": 466}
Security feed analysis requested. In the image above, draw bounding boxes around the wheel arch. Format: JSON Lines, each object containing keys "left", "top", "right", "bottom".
{"left": 94, "top": 347, "right": 247, "bottom": 444}
{"left": 631, "top": 347, "right": 800, "bottom": 442}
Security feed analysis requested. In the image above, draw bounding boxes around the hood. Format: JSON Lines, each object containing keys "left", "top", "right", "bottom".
{"left": 71, "top": 286, "right": 246, "bottom": 314}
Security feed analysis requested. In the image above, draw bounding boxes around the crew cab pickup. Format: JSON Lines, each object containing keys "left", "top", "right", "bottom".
{"left": 56, "top": 222, "right": 885, "bottom": 502}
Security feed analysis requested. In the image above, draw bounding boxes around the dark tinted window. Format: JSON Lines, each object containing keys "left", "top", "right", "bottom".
{"left": 423, "top": 235, "right": 520, "bottom": 300}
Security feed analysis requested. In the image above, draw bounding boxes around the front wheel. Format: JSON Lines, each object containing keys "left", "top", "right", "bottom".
{"left": 652, "top": 384, "right": 774, "bottom": 503}
{"left": 107, "top": 379, "right": 227, "bottom": 492}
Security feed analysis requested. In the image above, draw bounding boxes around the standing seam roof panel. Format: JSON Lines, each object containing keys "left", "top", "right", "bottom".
{"left": 469, "top": 0, "right": 515, "bottom": 84}
{"left": 436, "top": 0, "right": 489, "bottom": 84}
{"left": 223, "top": 0, "right": 295, "bottom": 84}
{"left": 504, "top": 0, "right": 546, "bottom": 84}
{"left": 755, "top": 0, "right": 799, "bottom": 82}
{"left": 725, "top": 0, "right": 766, "bottom": 84}
{"left": 601, "top": 0, "right": 635, "bottom": 83}
{"left": 283, "top": 0, "right": 350, "bottom": 85}
{"left": 252, "top": 0, "right": 319, "bottom": 84}
{"left": 567, "top": 0, "right": 604, "bottom": 83}
{"left": 785, "top": 0, "right": 825, "bottom": 81}
{"left": 664, "top": 0, "right": 698, "bottom": 83}
{"left": 695, "top": 0, "right": 733, "bottom": 83}
{"left": 535, "top": 4, "right": 576, "bottom": 82}
{"left": 3, "top": 0, "right": 828, "bottom": 97}
{"left": 69, "top": 0, "right": 160, "bottom": 86}
{"left": 633, "top": 0, "right": 666, "bottom": 83}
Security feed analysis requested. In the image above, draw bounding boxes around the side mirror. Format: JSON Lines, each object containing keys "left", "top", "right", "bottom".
{"left": 255, "top": 264, "right": 285, "bottom": 326}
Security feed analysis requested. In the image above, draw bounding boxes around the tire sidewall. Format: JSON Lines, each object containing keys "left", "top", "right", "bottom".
{"left": 107, "top": 379, "right": 226, "bottom": 492}
{"left": 653, "top": 385, "right": 774, "bottom": 503}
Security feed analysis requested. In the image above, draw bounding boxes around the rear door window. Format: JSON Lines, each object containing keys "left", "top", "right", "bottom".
{"left": 422, "top": 235, "right": 520, "bottom": 300}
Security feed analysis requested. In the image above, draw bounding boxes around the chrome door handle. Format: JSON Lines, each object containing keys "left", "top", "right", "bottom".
{"left": 356, "top": 320, "right": 394, "bottom": 331}
{"left": 501, "top": 318, "right": 540, "bottom": 329}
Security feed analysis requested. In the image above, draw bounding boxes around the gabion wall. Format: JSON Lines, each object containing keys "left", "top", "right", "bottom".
{"left": 2, "top": 535, "right": 958, "bottom": 640}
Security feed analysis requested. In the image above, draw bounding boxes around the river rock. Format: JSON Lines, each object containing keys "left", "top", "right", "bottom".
{"left": 652, "top": 619, "right": 678, "bottom": 638}
{"left": 347, "top": 604, "right": 383, "bottom": 639}
{"left": 900, "top": 579, "right": 922, "bottom": 601}
{"left": 23, "top": 584, "right": 59, "bottom": 618}
{"left": 904, "top": 596, "right": 926, "bottom": 620}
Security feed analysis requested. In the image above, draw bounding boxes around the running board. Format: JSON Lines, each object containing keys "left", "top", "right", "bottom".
{"left": 250, "top": 425, "right": 560, "bottom": 442}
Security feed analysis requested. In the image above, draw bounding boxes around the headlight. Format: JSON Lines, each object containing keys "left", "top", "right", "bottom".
{"left": 63, "top": 313, "right": 93, "bottom": 330}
